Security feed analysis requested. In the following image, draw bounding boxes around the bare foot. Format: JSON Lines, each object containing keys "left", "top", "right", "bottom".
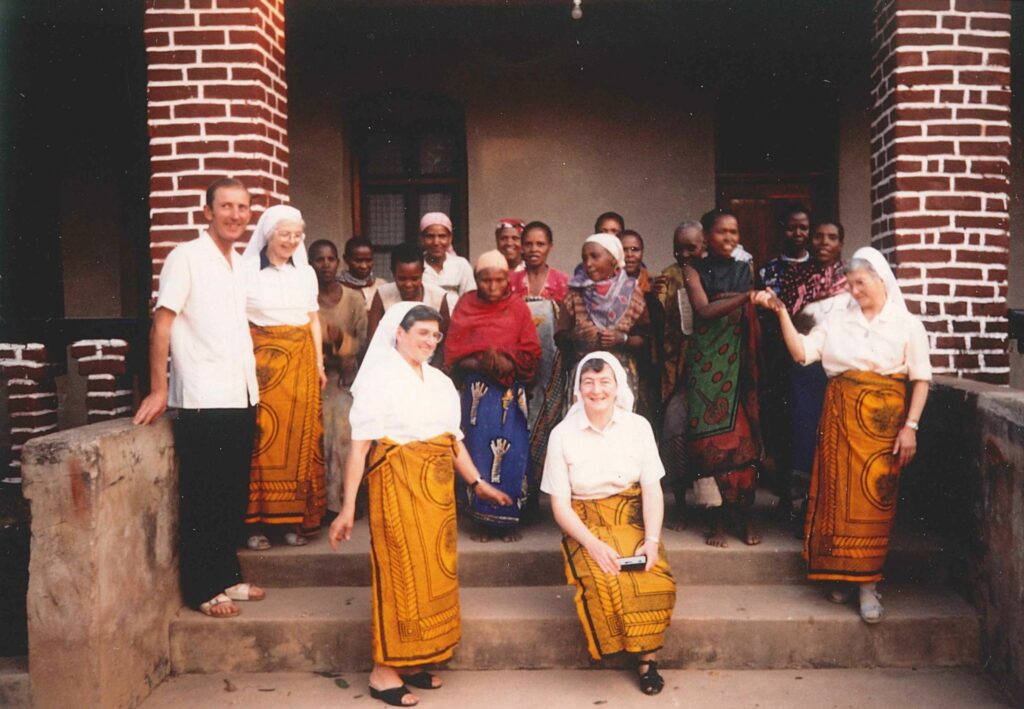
{"left": 704, "top": 507, "right": 727, "bottom": 548}
{"left": 470, "top": 528, "right": 493, "bottom": 543}
{"left": 370, "top": 665, "right": 419, "bottom": 706}
{"left": 705, "top": 530, "right": 729, "bottom": 548}
{"left": 665, "top": 515, "right": 687, "bottom": 532}
{"left": 502, "top": 527, "right": 523, "bottom": 543}
{"left": 739, "top": 515, "right": 762, "bottom": 546}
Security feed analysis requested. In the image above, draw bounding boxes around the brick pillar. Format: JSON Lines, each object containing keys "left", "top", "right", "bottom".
{"left": 0, "top": 344, "right": 58, "bottom": 484}
{"left": 871, "top": 0, "right": 1012, "bottom": 383}
{"left": 144, "top": 0, "right": 290, "bottom": 296}
{"left": 70, "top": 340, "right": 133, "bottom": 423}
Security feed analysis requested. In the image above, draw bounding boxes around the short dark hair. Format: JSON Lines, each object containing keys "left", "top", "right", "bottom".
{"left": 579, "top": 357, "right": 612, "bottom": 378}
{"left": 391, "top": 242, "right": 425, "bottom": 272}
{"left": 618, "top": 229, "right": 643, "bottom": 247}
{"left": 205, "top": 177, "right": 248, "bottom": 208}
{"left": 399, "top": 305, "right": 443, "bottom": 331}
{"left": 307, "top": 239, "right": 338, "bottom": 258}
{"left": 779, "top": 203, "right": 811, "bottom": 227}
{"left": 344, "top": 236, "right": 373, "bottom": 257}
{"left": 700, "top": 207, "right": 737, "bottom": 235}
{"left": 812, "top": 217, "right": 846, "bottom": 242}
{"left": 522, "top": 220, "right": 553, "bottom": 244}
{"left": 594, "top": 211, "right": 625, "bottom": 232}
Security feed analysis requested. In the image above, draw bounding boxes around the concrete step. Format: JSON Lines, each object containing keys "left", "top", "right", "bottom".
{"left": 169, "top": 584, "right": 979, "bottom": 674}
{"left": 0, "top": 656, "right": 29, "bottom": 709}
{"left": 145, "top": 668, "right": 1013, "bottom": 709}
{"left": 240, "top": 509, "right": 949, "bottom": 588}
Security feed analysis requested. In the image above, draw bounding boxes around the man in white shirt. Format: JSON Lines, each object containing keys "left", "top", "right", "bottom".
{"left": 135, "top": 177, "right": 265, "bottom": 618}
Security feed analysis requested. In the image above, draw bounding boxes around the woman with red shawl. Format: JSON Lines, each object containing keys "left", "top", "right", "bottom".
{"left": 445, "top": 250, "right": 541, "bottom": 542}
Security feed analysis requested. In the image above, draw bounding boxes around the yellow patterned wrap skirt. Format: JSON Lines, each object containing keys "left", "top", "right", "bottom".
{"left": 804, "top": 370, "right": 908, "bottom": 583}
{"left": 246, "top": 323, "right": 326, "bottom": 534}
{"left": 367, "top": 435, "right": 462, "bottom": 667}
{"left": 562, "top": 485, "right": 676, "bottom": 660}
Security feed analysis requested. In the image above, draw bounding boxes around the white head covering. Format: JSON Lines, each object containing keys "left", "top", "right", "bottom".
{"left": 584, "top": 233, "right": 626, "bottom": 269}
{"left": 351, "top": 300, "right": 423, "bottom": 399}
{"left": 849, "top": 246, "right": 907, "bottom": 314}
{"left": 242, "top": 204, "right": 307, "bottom": 264}
{"left": 475, "top": 249, "right": 509, "bottom": 273}
{"left": 568, "top": 351, "right": 634, "bottom": 417}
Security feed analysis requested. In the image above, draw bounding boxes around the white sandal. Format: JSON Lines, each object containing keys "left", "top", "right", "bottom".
{"left": 224, "top": 583, "right": 265, "bottom": 602}
{"left": 859, "top": 583, "right": 884, "bottom": 624}
{"left": 283, "top": 532, "right": 309, "bottom": 547}
{"left": 198, "top": 593, "right": 239, "bottom": 618}
{"left": 247, "top": 534, "right": 271, "bottom": 551}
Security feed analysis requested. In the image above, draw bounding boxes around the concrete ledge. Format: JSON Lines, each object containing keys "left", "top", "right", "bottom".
{"left": 22, "top": 415, "right": 179, "bottom": 709}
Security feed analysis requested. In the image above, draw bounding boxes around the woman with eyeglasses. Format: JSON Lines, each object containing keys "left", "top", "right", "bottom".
{"left": 329, "top": 302, "right": 511, "bottom": 707}
{"left": 444, "top": 250, "right": 542, "bottom": 542}
{"left": 242, "top": 205, "right": 327, "bottom": 550}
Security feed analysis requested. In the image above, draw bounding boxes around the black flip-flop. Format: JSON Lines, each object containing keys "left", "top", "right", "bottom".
{"left": 369, "top": 684, "right": 417, "bottom": 706}
{"left": 637, "top": 660, "right": 664, "bottom": 695}
{"left": 400, "top": 671, "right": 441, "bottom": 690}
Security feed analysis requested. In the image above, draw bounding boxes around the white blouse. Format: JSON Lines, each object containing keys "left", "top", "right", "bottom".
{"left": 422, "top": 254, "right": 475, "bottom": 308}
{"left": 541, "top": 406, "right": 665, "bottom": 500}
{"left": 245, "top": 258, "right": 319, "bottom": 326}
{"left": 791, "top": 292, "right": 852, "bottom": 336}
{"left": 799, "top": 298, "right": 932, "bottom": 381}
{"left": 349, "top": 348, "right": 464, "bottom": 444}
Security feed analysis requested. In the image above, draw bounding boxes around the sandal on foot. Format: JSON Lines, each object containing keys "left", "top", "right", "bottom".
{"left": 637, "top": 660, "right": 664, "bottom": 695}
{"left": 369, "top": 684, "right": 417, "bottom": 706}
{"left": 224, "top": 583, "right": 265, "bottom": 602}
{"left": 246, "top": 534, "right": 271, "bottom": 551}
{"left": 283, "top": 532, "right": 309, "bottom": 547}
{"left": 198, "top": 593, "right": 239, "bottom": 618}
{"left": 400, "top": 671, "right": 441, "bottom": 690}
{"left": 859, "top": 584, "right": 884, "bottom": 624}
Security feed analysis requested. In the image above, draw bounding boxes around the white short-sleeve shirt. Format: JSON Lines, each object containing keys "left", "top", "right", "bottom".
{"left": 349, "top": 348, "right": 464, "bottom": 444}
{"left": 156, "top": 232, "right": 259, "bottom": 409}
{"left": 800, "top": 298, "right": 933, "bottom": 381}
{"left": 245, "top": 254, "right": 319, "bottom": 326}
{"left": 422, "top": 254, "right": 475, "bottom": 310}
{"left": 541, "top": 406, "right": 665, "bottom": 500}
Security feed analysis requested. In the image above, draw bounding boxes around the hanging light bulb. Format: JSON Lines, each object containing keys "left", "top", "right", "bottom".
{"left": 571, "top": 0, "right": 583, "bottom": 20}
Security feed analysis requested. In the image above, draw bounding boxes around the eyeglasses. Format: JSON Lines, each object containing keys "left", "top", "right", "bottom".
{"left": 411, "top": 328, "right": 443, "bottom": 343}
{"left": 274, "top": 230, "right": 305, "bottom": 242}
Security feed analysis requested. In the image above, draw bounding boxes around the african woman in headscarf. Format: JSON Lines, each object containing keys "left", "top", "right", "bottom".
{"left": 445, "top": 250, "right": 541, "bottom": 542}
{"left": 775, "top": 218, "right": 850, "bottom": 532}
{"left": 758, "top": 246, "right": 931, "bottom": 624}
{"left": 555, "top": 233, "right": 651, "bottom": 417}
{"left": 681, "top": 208, "right": 763, "bottom": 549}
{"left": 242, "top": 205, "right": 327, "bottom": 550}
{"left": 329, "top": 302, "right": 511, "bottom": 707}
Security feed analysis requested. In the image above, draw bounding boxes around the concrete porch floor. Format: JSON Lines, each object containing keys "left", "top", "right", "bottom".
{"left": 143, "top": 668, "right": 1011, "bottom": 708}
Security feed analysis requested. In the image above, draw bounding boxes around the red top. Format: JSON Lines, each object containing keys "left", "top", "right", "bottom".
{"left": 509, "top": 267, "right": 570, "bottom": 303}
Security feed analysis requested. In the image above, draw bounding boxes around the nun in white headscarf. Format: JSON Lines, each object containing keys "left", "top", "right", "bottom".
{"left": 241, "top": 204, "right": 326, "bottom": 551}
{"left": 327, "top": 301, "right": 511, "bottom": 705}
{"left": 757, "top": 245, "right": 932, "bottom": 625}
{"left": 541, "top": 351, "right": 676, "bottom": 696}
{"left": 558, "top": 233, "right": 652, "bottom": 416}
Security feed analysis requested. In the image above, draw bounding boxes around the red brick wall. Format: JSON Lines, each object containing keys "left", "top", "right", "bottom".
{"left": 0, "top": 344, "right": 58, "bottom": 483}
{"left": 872, "top": 0, "right": 1012, "bottom": 383}
{"left": 144, "top": 0, "right": 289, "bottom": 297}
{"left": 69, "top": 340, "right": 133, "bottom": 423}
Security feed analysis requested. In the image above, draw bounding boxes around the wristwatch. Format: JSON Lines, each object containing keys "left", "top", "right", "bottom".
{"left": 469, "top": 478, "right": 482, "bottom": 490}
{"left": 904, "top": 420, "right": 919, "bottom": 431}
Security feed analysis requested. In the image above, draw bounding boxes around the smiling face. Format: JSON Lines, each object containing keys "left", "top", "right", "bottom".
{"left": 707, "top": 215, "right": 740, "bottom": 258}
{"left": 309, "top": 243, "right": 340, "bottom": 287}
{"left": 344, "top": 244, "right": 374, "bottom": 280}
{"left": 522, "top": 227, "right": 552, "bottom": 268}
{"left": 267, "top": 218, "right": 305, "bottom": 263}
{"left": 204, "top": 185, "right": 252, "bottom": 244}
{"left": 496, "top": 227, "right": 522, "bottom": 266}
{"left": 674, "top": 227, "right": 705, "bottom": 266}
{"left": 393, "top": 260, "right": 425, "bottom": 301}
{"left": 582, "top": 242, "right": 618, "bottom": 281}
{"left": 811, "top": 223, "right": 843, "bottom": 265}
{"left": 579, "top": 363, "right": 618, "bottom": 419}
{"left": 783, "top": 211, "right": 810, "bottom": 253}
{"left": 395, "top": 318, "right": 441, "bottom": 365}
{"left": 847, "top": 267, "right": 887, "bottom": 311}
{"left": 421, "top": 225, "right": 453, "bottom": 261}
{"left": 619, "top": 234, "right": 643, "bottom": 277}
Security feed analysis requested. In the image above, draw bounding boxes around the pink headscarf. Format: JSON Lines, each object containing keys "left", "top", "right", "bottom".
{"left": 419, "top": 212, "right": 453, "bottom": 234}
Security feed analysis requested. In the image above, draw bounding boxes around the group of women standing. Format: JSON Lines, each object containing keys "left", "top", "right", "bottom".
{"left": 238, "top": 202, "right": 930, "bottom": 705}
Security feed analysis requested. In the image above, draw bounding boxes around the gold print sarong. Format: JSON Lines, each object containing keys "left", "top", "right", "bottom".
{"left": 805, "top": 370, "right": 907, "bottom": 583}
{"left": 246, "top": 323, "right": 326, "bottom": 533}
{"left": 367, "top": 435, "right": 462, "bottom": 667}
{"left": 562, "top": 485, "right": 676, "bottom": 660}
